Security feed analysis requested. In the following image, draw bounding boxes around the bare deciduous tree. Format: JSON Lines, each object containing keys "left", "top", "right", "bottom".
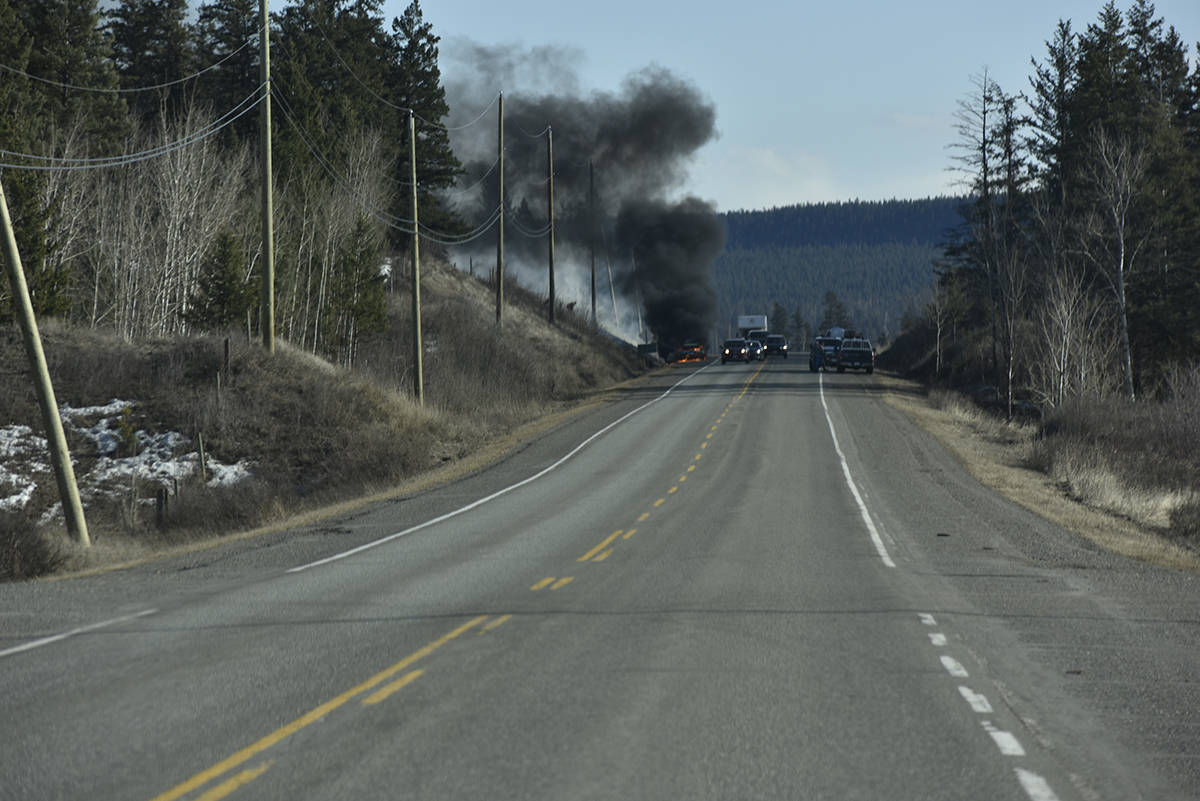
{"left": 1078, "top": 124, "right": 1151, "bottom": 400}
{"left": 86, "top": 106, "right": 250, "bottom": 340}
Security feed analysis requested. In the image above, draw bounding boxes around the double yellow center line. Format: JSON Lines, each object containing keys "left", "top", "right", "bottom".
{"left": 150, "top": 615, "right": 491, "bottom": 801}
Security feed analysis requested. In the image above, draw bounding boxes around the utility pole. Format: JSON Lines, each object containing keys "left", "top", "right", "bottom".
{"left": 0, "top": 178, "right": 89, "bottom": 547}
{"left": 495, "top": 92, "right": 505, "bottom": 326}
{"left": 409, "top": 110, "right": 423, "bottom": 405}
{"left": 589, "top": 160, "right": 596, "bottom": 326}
{"left": 631, "top": 251, "right": 644, "bottom": 343}
{"left": 259, "top": 0, "right": 275, "bottom": 353}
{"left": 547, "top": 126, "right": 555, "bottom": 324}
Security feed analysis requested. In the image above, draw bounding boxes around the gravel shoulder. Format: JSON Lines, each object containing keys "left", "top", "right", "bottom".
{"left": 871, "top": 372, "right": 1200, "bottom": 573}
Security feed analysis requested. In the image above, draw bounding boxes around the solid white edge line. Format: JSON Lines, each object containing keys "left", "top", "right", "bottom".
{"left": 818, "top": 372, "right": 896, "bottom": 568}
{"left": 288, "top": 364, "right": 715, "bottom": 573}
{"left": 0, "top": 608, "right": 157, "bottom": 659}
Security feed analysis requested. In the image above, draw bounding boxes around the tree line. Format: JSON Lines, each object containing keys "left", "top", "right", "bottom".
{"left": 928, "top": 0, "right": 1200, "bottom": 413}
{"left": 723, "top": 196, "right": 961, "bottom": 251}
{"left": 1, "top": 0, "right": 459, "bottom": 366}
{"left": 715, "top": 198, "right": 955, "bottom": 344}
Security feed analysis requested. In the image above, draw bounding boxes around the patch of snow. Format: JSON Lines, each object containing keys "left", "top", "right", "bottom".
{"left": 206, "top": 459, "right": 254, "bottom": 487}
{"left": 1, "top": 425, "right": 47, "bottom": 511}
{"left": 59, "top": 399, "right": 133, "bottom": 420}
{"left": 0, "top": 478, "right": 37, "bottom": 511}
{"left": 3, "top": 399, "right": 252, "bottom": 517}
{"left": 1, "top": 424, "right": 47, "bottom": 459}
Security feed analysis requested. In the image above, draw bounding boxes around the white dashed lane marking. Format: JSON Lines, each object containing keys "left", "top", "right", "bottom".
{"left": 918, "top": 613, "right": 1061, "bottom": 801}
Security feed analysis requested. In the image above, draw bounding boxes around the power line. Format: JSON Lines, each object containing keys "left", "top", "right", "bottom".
{"left": 514, "top": 122, "right": 551, "bottom": 139}
{"left": 440, "top": 156, "right": 500, "bottom": 197}
{"left": 0, "top": 32, "right": 261, "bottom": 94}
{"left": 303, "top": 9, "right": 498, "bottom": 134}
{"left": 271, "top": 85, "right": 414, "bottom": 230}
{"left": 508, "top": 216, "right": 552, "bottom": 239}
{"left": 0, "top": 83, "right": 266, "bottom": 171}
{"left": 418, "top": 93, "right": 499, "bottom": 132}
{"left": 419, "top": 205, "right": 502, "bottom": 246}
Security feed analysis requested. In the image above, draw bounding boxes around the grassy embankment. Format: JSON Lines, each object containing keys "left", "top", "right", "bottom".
{"left": 1, "top": 259, "right": 648, "bottom": 580}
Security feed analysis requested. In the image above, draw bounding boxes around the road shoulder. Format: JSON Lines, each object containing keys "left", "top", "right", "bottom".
{"left": 871, "top": 372, "right": 1199, "bottom": 572}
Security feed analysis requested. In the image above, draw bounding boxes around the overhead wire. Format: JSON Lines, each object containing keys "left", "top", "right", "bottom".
{"left": 306, "top": 10, "right": 411, "bottom": 115}
{"left": 272, "top": 83, "right": 503, "bottom": 244}
{"left": 440, "top": 156, "right": 500, "bottom": 198}
{"left": 417, "top": 205, "right": 502, "bottom": 246}
{"left": 0, "top": 17, "right": 533, "bottom": 248}
{"left": 508, "top": 216, "right": 552, "bottom": 239}
{"left": 271, "top": 83, "right": 414, "bottom": 231}
{"left": 0, "top": 32, "right": 262, "bottom": 94}
{"left": 514, "top": 122, "right": 551, "bottom": 139}
{"left": 303, "top": 8, "right": 498, "bottom": 134}
{"left": 0, "top": 82, "right": 266, "bottom": 171}
{"left": 416, "top": 93, "right": 499, "bottom": 132}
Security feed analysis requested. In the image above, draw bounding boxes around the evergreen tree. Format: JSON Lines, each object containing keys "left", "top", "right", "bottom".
{"left": 819, "top": 291, "right": 851, "bottom": 332}
{"left": 273, "top": 0, "right": 394, "bottom": 177}
{"left": 790, "top": 306, "right": 811, "bottom": 344}
{"left": 0, "top": 0, "right": 62, "bottom": 317}
{"left": 18, "top": 0, "right": 129, "bottom": 151}
{"left": 387, "top": 0, "right": 462, "bottom": 242}
{"left": 186, "top": 230, "right": 256, "bottom": 331}
{"left": 1027, "top": 20, "right": 1079, "bottom": 208}
{"left": 106, "top": 0, "right": 196, "bottom": 121}
{"left": 327, "top": 216, "right": 386, "bottom": 365}
{"left": 769, "top": 301, "right": 789, "bottom": 337}
{"left": 195, "top": 0, "right": 261, "bottom": 144}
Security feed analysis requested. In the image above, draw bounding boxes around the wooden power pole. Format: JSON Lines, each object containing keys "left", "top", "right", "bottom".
{"left": 259, "top": 0, "right": 275, "bottom": 353}
{"left": 589, "top": 160, "right": 596, "bottom": 326}
{"left": 409, "top": 110, "right": 423, "bottom": 405}
{"left": 547, "top": 126, "right": 555, "bottom": 324}
{"left": 495, "top": 92, "right": 505, "bottom": 326}
{"left": 0, "top": 177, "right": 89, "bottom": 547}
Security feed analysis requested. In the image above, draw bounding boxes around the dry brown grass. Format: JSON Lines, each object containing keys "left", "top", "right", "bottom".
{"left": 874, "top": 373, "right": 1200, "bottom": 571}
{"left": 1, "top": 258, "right": 649, "bottom": 580}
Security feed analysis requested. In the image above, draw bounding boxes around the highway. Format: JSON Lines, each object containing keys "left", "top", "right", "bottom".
{"left": 1, "top": 357, "right": 1198, "bottom": 800}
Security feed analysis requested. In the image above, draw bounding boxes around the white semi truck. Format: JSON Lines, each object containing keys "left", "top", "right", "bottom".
{"left": 736, "top": 315, "right": 768, "bottom": 337}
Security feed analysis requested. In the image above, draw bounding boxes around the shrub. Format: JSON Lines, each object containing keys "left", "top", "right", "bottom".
{"left": 0, "top": 511, "right": 65, "bottom": 580}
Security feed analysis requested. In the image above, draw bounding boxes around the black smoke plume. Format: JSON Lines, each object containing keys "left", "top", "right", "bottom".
{"left": 615, "top": 197, "right": 725, "bottom": 348}
{"left": 440, "top": 40, "right": 724, "bottom": 345}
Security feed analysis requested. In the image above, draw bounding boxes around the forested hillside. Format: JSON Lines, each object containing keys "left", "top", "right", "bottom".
{"left": 714, "top": 198, "right": 961, "bottom": 342}
{"left": 723, "top": 197, "right": 962, "bottom": 250}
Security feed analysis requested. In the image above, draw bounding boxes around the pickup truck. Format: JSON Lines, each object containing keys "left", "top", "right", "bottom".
{"left": 832, "top": 338, "right": 875, "bottom": 373}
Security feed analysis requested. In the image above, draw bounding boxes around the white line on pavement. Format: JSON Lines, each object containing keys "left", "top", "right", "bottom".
{"left": 0, "top": 608, "right": 157, "bottom": 659}
{"left": 1016, "top": 769, "right": 1062, "bottom": 801}
{"left": 818, "top": 372, "right": 896, "bottom": 568}
{"left": 289, "top": 365, "right": 714, "bottom": 573}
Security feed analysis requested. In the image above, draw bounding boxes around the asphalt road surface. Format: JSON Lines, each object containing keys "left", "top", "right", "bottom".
{"left": 2, "top": 358, "right": 1198, "bottom": 801}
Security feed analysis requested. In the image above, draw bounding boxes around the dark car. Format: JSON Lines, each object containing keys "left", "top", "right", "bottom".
{"left": 833, "top": 338, "right": 875, "bottom": 373}
{"left": 764, "top": 334, "right": 789, "bottom": 357}
{"left": 721, "top": 338, "right": 750, "bottom": 363}
{"left": 745, "top": 338, "right": 764, "bottom": 360}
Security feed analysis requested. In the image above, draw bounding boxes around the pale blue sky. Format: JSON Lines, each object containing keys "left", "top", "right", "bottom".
{"left": 385, "top": 0, "right": 1200, "bottom": 212}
